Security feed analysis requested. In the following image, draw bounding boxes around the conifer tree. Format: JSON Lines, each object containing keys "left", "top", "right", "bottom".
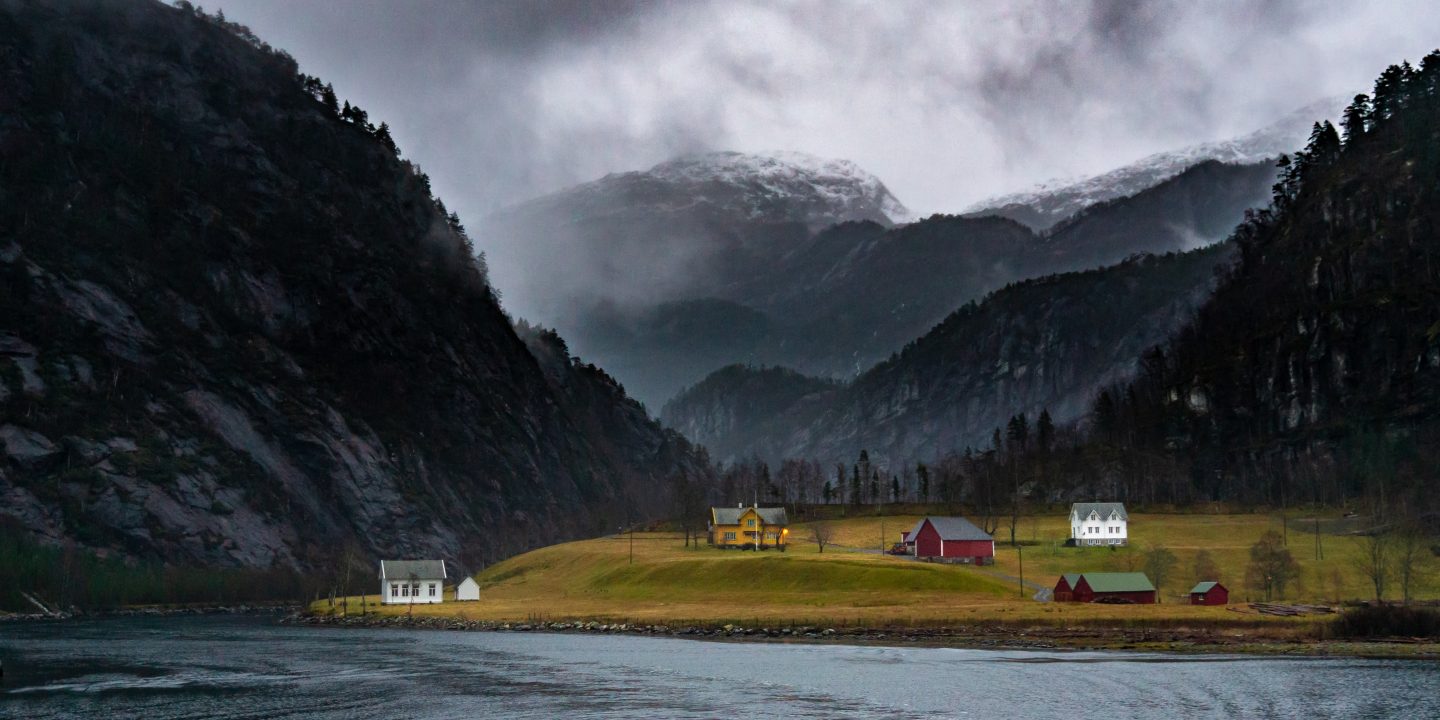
{"left": 1341, "top": 93, "right": 1371, "bottom": 145}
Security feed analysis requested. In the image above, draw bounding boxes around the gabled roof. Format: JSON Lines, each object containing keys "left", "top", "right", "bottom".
{"left": 1190, "top": 581, "right": 1223, "bottom": 594}
{"left": 1077, "top": 572, "right": 1154, "bottom": 593}
{"left": 912, "top": 516, "right": 993, "bottom": 542}
{"left": 711, "top": 506, "right": 788, "bottom": 525}
{"left": 1070, "top": 502, "right": 1129, "bottom": 521}
{"left": 379, "top": 559, "right": 447, "bottom": 581}
{"left": 1059, "top": 573, "right": 1083, "bottom": 589}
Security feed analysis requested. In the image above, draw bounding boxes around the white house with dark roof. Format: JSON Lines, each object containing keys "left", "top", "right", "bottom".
{"left": 379, "top": 559, "right": 447, "bottom": 604}
{"left": 1070, "top": 502, "right": 1128, "bottom": 546}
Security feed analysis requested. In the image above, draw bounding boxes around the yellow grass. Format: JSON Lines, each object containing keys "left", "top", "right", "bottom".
{"left": 313, "top": 511, "right": 1437, "bottom": 629}
{"left": 970, "top": 512, "right": 1440, "bottom": 604}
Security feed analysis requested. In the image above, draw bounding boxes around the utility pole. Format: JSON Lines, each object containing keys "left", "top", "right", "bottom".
{"left": 1018, "top": 545, "right": 1025, "bottom": 599}
{"left": 629, "top": 522, "right": 634, "bottom": 566}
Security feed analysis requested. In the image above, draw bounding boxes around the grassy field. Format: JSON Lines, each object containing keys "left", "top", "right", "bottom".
{"left": 314, "top": 510, "right": 1437, "bottom": 630}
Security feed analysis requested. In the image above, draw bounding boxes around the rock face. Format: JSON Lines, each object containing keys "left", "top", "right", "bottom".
{"left": 662, "top": 245, "right": 1231, "bottom": 467}
{"left": 0, "top": 0, "right": 699, "bottom": 570}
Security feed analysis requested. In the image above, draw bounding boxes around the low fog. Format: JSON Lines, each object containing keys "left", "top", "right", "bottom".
{"left": 215, "top": 0, "right": 1440, "bottom": 320}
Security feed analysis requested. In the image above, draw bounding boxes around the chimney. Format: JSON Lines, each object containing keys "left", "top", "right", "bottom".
{"left": 737, "top": 502, "right": 743, "bottom": 509}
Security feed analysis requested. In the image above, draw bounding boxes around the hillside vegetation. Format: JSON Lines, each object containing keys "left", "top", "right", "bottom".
{"left": 0, "top": 0, "right": 699, "bottom": 584}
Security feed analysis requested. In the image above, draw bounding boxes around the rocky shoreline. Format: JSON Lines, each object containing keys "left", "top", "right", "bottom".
{"left": 0, "top": 603, "right": 297, "bottom": 623}
{"left": 284, "top": 612, "right": 1439, "bottom": 659}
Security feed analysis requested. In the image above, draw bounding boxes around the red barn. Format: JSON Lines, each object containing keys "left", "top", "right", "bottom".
{"left": 909, "top": 517, "right": 994, "bottom": 564}
{"left": 1189, "top": 581, "right": 1228, "bottom": 605}
{"left": 1053, "top": 572, "right": 1156, "bottom": 604}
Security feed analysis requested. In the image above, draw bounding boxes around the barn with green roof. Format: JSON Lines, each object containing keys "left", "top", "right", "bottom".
{"left": 1052, "top": 572, "right": 1156, "bottom": 604}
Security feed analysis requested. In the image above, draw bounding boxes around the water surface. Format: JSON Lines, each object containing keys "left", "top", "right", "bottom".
{"left": 1, "top": 616, "right": 1434, "bottom": 719}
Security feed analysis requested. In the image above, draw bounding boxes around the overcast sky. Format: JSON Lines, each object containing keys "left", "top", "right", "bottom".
{"left": 214, "top": 0, "right": 1440, "bottom": 219}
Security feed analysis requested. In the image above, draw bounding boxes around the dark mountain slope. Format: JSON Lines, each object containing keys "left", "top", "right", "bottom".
{"left": 1034, "top": 159, "right": 1276, "bottom": 269}
{"left": 0, "top": 0, "right": 697, "bottom": 570}
{"left": 1102, "top": 58, "right": 1440, "bottom": 504}
{"left": 663, "top": 244, "right": 1232, "bottom": 466}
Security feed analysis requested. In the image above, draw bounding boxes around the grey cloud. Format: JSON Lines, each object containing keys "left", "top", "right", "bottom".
{"left": 213, "top": 0, "right": 1440, "bottom": 311}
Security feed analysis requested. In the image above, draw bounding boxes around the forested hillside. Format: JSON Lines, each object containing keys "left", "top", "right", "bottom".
{"left": 663, "top": 244, "right": 1230, "bottom": 467}
{"left": 0, "top": 0, "right": 700, "bottom": 574}
{"left": 1085, "top": 56, "right": 1440, "bottom": 509}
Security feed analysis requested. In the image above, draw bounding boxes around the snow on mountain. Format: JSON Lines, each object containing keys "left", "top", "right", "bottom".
{"left": 965, "top": 97, "right": 1345, "bottom": 230}
{"left": 643, "top": 150, "right": 914, "bottom": 226}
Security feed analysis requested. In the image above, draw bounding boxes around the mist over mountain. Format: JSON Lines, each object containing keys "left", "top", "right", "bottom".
{"left": 0, "top": 0, "right": 700, "bottom": 570}
{"left": 483, "top": 150, "right": 911, "bottom": 323}
{"left": 663, "top": 244, "right": 1231, "bottom": 466}
{"left": 497, "top": 142, "right": 1278, "bottom": 408}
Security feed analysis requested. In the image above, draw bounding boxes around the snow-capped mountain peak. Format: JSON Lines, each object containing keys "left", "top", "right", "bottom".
{"left": 965, "top": 97, "right": 1346, "bottom": 230}
{"left": 646, "top": 150, "right": 914, "bottom": 226}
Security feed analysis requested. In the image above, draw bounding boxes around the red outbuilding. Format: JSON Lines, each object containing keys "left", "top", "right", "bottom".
{"left": 1052, "top": 572, "right": 1156, "bottom": 604}
{"left": 909, "top": 517, "right": 994, "bottom": 564}
{"left": 1189, "top": 581, "right": 1228, "bottom": 605}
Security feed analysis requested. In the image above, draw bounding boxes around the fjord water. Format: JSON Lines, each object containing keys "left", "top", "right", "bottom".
{"left": 1, "top": 617, "right": 1434, "bottom": 719}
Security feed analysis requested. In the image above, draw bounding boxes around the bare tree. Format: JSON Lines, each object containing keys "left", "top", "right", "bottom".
{"left": 1192, "top": 549, "right": 1221, "bottom": 584}
{"left": 809, "top": 521, "right": 836, "bottom": 554}
{"left": 1246, "top": 530, "right": 1300, "bottom": 601}
{"left": 1394, "top": 518, "right": 1428, "bottom": 604}
{"left": 1143, "top": 544, "right": 1178, "bottom": 597}
{"left": 1355, "top": 530, "right": 1392, "bottom": 602}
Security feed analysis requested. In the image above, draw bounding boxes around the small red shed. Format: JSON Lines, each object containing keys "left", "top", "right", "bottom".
{"left": 910, "top": 516, "right": 994, "bottom": 563}
{"left": 1189, "top": 581, "right": 1228, "bottom": 605}
{"left": 1053, "top": 572, "right": 1156, "bottom": 604}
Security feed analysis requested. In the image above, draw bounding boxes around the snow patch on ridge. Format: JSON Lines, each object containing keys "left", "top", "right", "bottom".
{"left": 649, "top": 151, "right": 914, "bottom": 226}
{"left": 966, "top": 97, "right": 1346, "bottom": 229}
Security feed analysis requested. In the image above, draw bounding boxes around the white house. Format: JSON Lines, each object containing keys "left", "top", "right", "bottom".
{"left": 1070, "top": 502, "right": 1129, "bottom": 546}
{"left": 379, "top": 559, "right": 447, "bottom": 604}
{"left": 455, "top": 576, "right": 480, "bottom": 601}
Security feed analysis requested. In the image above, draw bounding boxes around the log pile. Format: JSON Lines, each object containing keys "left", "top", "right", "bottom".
{"left": 1248, "top": 602, "right": 1337, "bottom": 617}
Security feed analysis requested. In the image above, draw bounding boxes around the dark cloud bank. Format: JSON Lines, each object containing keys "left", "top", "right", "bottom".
{"left": 216, "top": 0, "right": 1440, "bottom": 301}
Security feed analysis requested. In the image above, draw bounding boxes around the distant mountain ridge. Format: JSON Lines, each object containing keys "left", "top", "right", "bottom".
{"left": 964, "top": 98, "right": 1343, "bottom": 230}
{"left": 662, "top": 244, "right": 1232, "bottom": 465}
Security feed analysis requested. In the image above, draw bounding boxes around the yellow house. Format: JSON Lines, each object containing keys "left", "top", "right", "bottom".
{"left": 709, "top": 505, "right": 789, "bottom": 551}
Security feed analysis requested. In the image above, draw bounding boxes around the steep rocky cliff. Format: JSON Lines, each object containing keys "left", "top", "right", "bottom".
{"left": 663, "top": 245, "right": 1231, "bottom": 466}
{"left": 0, "top": 0, "right": 698, "bottom": 570}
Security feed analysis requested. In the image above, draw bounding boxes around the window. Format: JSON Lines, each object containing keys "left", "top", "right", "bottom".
{"left": 401, "top": 584, "right": 409, "bottom": 597}
{"left": 411, "top": 583, "right": 419, "bottom": 596}
{"left": 724, "top": 532, "right": 736, "bottom": 541}
{"left": 747, "top": 519, "right": 755, "bottom": 527}
{"left": 390, "top": 583, "right": 399, "bottom": 597}
{"left": 429, "top": 583, "right": 437, "bottom": 597}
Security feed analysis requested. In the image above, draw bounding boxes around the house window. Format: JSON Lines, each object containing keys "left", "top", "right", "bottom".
{"left": 747, "top": 519, "right": 755, "bottom": 527}
{"left": 411, "top": 583, "right": 419, "bottom": 596}
{"left": 429, "top": 583, "right": 437, "bottom": 597}
{"left": 724, "top": 532, "right": 736, "bottom": 541}
{"left": 401, "top": 584, "right": 409, "bottom": 597}
{"left": 390, "top": 583, "right": 399, "bottom": 597}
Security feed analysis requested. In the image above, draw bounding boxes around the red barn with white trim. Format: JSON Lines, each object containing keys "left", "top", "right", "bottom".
{"left": 909, "top": 517, "right": 994, "bottom": 564}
